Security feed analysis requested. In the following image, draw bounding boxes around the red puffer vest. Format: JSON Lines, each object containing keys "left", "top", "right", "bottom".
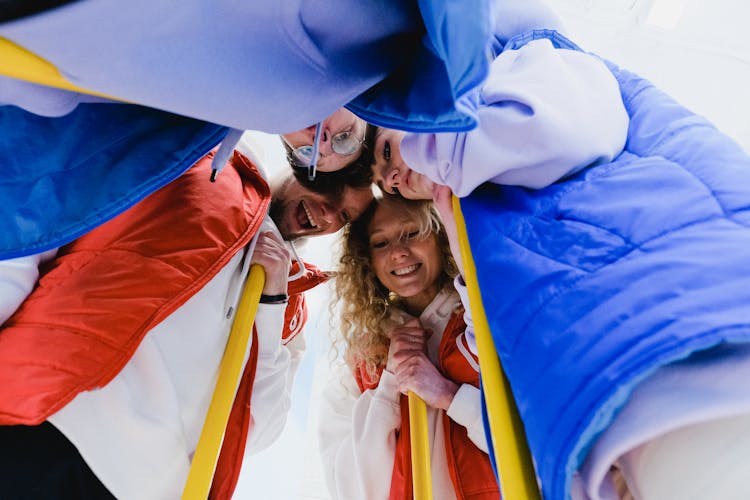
{"left": 356, "top": 311, "right": 500, "bottom": 500}
{"left": 0, "top": 150, "right": 327, "bottom": 499}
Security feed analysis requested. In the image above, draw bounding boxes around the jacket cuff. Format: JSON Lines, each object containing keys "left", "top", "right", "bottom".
{"left": 373, "top": 369, "right": 402, "bottom": 406}
{"left": 254, "top": 303, "right": 287, "bottom": 357}
{"left": 446, "top": 384, "right": 481, "bottom": 428}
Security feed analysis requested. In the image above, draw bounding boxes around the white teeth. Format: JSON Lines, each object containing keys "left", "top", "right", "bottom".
{"left": 302, "top": 201, "right": 318, "bottom": 228}
{"left": 393, "top": 264, "right": 418, "bottom": 276}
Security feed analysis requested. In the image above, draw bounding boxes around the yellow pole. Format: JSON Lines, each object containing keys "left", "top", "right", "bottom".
{"left": 452, "top": 196, "right": 540, "bottom": 500}
{"left": 182, "top": 264, "right": 266, "bottom": 500}
{"left": 408, "top": 391, "right": 433, "bottom": 500}
{"left": 0, "top": 37, "right": 121, "bottom": 100}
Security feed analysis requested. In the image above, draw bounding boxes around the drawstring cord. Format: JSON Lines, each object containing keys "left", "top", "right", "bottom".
{"left": 210, "top": 128, "right": 244, "bottom": 182}
{"left": 286, "top": 239, "right": 306, "bottom": 281}
{"left": 307, "top": 122, "right": 322, "bottom": 181}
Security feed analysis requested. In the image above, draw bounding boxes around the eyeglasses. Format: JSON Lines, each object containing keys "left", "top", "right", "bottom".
{"left": 291, "top": 124, "right": 364, "bottom": 180}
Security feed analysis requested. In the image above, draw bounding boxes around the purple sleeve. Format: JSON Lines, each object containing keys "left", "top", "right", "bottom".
{"left": 401, "top": 38, "right": 628, "bottom": 197}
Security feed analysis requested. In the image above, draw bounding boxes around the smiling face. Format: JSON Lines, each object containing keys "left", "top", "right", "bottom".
{"left": 281, "top": 108, "right": 367, "bottom": 172}
{"left": 367, "top": 198, "right": 443, "bottom": 314}
{"left": 269, "top": 173, "right": 373, "bottom": 240}
{"left": 370, "top": 127, "right": 434, "bottom": 200}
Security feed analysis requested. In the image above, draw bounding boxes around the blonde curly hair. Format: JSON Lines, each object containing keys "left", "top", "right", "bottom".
{"left": 332, "top": 195, "right": 458, "bottom": 378}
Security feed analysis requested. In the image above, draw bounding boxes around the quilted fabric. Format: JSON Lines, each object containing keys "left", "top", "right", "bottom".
{"left": 460, "top": 48, "right": 750, "bottom": 499}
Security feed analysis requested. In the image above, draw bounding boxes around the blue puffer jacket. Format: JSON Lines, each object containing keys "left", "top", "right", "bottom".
{"left": 460, "top": 37, "right": 750, "bottom": 500}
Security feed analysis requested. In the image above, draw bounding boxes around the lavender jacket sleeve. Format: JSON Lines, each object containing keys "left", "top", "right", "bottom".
{"left": 400, "top": 38, "right": 628, "bottom": 196}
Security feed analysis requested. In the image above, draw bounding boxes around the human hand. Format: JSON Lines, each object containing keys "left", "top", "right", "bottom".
{"left": 393, "top": 351, "right": 459, "bottom": 410}
{"left": 385, "top": 318, "right": 429, "bottom": 374}
{"left": 432, "top": 185, "right": 464, "bottom": 277}
{"left": 251, "top": 231, "right": 291, "bottom": 296}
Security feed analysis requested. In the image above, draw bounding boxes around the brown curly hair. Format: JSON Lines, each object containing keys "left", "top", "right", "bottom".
{"left": 332, "top": 195, "right": 458, "bottom": 378}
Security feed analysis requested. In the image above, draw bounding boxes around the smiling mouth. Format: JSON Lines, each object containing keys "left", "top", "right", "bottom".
{"left": 297, "top": 200, "right": 318, "bottom": 229}
{"left": 392, "top": 263, "right": 420, "bottom": 276}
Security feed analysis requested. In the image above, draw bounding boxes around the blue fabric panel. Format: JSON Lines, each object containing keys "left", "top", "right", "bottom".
{"left": 462, "top": 60, "right": 750, "bottom": 499}
{"left": 0, "top": 103, "right": 227, "bottom": 259}
{"left": 347, "top": 0, "right": 492, "bottom": 132}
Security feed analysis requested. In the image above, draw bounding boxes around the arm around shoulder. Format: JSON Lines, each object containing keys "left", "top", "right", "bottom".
{"left": 402, "top": 38, "right": 628, "bottom": 196}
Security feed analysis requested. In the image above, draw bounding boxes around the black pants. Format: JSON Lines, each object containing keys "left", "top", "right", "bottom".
{"left": 0, "top": 422, "right": 116, "bottom": 499}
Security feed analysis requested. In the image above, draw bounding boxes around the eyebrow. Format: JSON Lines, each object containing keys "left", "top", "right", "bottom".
{"left": 368, "top": 229, "right": 387, "bottom": 242}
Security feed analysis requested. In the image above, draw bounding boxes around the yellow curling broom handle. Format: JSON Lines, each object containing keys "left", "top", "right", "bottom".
{"left": 408, "top": 391, "right": 433, "bottom": 500}
{"left": 0, "top": 37, "right": 121, "bottom": 99}
{"left": 452, "top": 196, "right": 540, "bottom": 500}
{"left": 182, "top": 264, "right": 266, "bottom": 500}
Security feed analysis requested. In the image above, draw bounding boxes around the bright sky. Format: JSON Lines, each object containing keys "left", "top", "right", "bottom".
{"left": 234, "top": 1, "right": 750, "bottom": 497}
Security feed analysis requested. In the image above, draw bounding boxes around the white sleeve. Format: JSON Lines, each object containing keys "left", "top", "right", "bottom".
{"left": 401, "top": 38, "right": 628, "bottom": 196}
{"left": 244, "top": 303, "right": 306, "bottom": 453}
{"left": 446, "top": 384, "right": 489, "bottom": 453}
{"left": 449, "top": 277, "right": 488, "bottom": 453}
{"left": 0, "top": 248, "right": 58, "bottom": 325}
{"left": 318, "top": 364, "right": 402, "bottom": 500}
{"left": 453, "top": 275, "right": 477, "bottom": 356}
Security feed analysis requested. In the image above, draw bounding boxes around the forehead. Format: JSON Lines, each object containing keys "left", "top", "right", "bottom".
{"left": 368, "top": 201, "right": 417, "bottom": 232}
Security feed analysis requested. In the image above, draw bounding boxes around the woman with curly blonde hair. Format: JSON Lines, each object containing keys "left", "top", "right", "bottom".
{"left": 333, "top": 195, "right": 456, "bottom": 378}
{"left": 318, "top": 195, "right": 499, "bottom": 500}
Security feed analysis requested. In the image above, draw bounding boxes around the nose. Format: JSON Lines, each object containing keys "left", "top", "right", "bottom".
{"left": 304, "top": 126, "right": 333, "bottom": 157}
{"left": 318, "top": 202, "right": 334, "bottom": 222}
{"left": 390, "top": 239, "right": 410, "bottom": 259}
{"left": 319, "top": 127, "right": 336, "bottom": 156}
{"left": 314, "top": 201, "right": 341, "bottom": 233}
{"left": 379, "top": 165, "right": 401, "bottom": 194}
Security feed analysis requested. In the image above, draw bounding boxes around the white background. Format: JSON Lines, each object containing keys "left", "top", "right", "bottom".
{"left": 235, "top": 1, "right": 750, "bottom": 497}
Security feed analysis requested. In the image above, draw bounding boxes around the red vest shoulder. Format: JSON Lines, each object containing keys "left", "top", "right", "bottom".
{"left": 0, "top": 151, "right": 269, "bottom": 425}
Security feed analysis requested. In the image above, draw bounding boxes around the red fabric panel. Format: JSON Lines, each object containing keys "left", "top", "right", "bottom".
{"left": 0, "top": 150, "right": 269, "bottom": 424}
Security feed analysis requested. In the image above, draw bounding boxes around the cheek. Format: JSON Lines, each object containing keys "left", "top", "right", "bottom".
{"left": 371, "top": 162, "right": 385, "bottom": 182}
{"left": 281, "top": 131, "right": 306, "bottom": 148}
{"left": 370, "top": 253, "right": 388, "bottom": 282}
{"left": 415, "top": 174, "right": 434, "bottom": 194}
{"left": 422, "top": 244, "right": 443, "bottom": 278}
